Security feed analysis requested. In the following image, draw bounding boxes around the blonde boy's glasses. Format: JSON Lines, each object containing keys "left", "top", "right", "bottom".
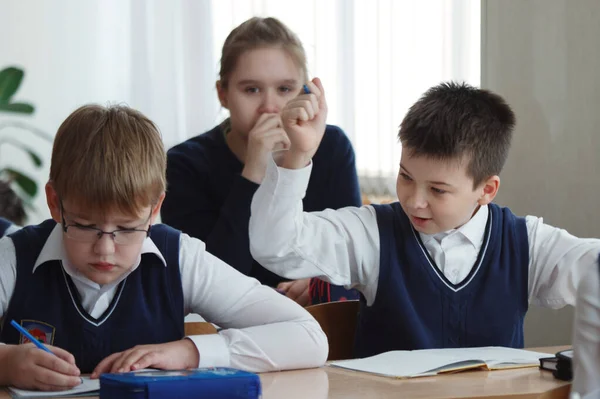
{"left": 59, "top": 199, "right": 151, "bottom": 246}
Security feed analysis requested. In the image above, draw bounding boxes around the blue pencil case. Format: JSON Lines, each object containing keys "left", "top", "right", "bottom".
{"left": 99, "top": 367, "right": 261, "bottom": 399}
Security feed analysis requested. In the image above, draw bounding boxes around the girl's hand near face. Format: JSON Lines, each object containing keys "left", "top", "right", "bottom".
{"left": 281, "top": 78, "right": 328, "bottom": 169}
{"left": 241, "top": 113, "right": 291, "bottom": 184}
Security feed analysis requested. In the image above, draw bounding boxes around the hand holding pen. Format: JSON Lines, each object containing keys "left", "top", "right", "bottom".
{"left": 0, "top": 320, "right": 81, "bottom": 391}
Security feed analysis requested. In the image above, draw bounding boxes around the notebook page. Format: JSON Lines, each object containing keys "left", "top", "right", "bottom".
{"left": 8, "top": 376, "right": 99, "bottom": 398}
{"left": 461, "top": 347, "right": 551, "bottom": 368}
{"left": 329, "top": 347, "right": 551, "bottom": 378}
{"left": 330, "top": 350, "right": 479, "bottom": 377}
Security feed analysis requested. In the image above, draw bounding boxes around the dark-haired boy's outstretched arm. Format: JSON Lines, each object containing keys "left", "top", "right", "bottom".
{"left": 572, "top": 265, "right": 600, "bottom": 397}
{"left": 250, "top": 156, "right": 381, "bottom": 303}
{"left": 249, "top": 78, "right": 382, "bottom": 304}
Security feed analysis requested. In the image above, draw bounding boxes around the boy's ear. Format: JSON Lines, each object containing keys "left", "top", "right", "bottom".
{"left": 150, "top": 192, "right": 166, "bottom": 224}
{"left": 216, "top": 80, "right": 228, "bottom": 109}
{"left": 477, "top": 175, "right": 500, "bottom": 206}
{"left": 45, "top": 182, "right": 62, "bottom": 224}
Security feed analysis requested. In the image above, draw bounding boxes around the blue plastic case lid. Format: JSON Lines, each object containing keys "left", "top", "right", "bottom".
{"left": 100, "top": 368, "right": 261, "bottom": 399}
{"left": 101, "top": 367, "right": 258, "bottom": 384}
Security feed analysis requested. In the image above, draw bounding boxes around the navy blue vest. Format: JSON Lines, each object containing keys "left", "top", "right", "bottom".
{"left": 1, "top": 220, "right": 185, "bottom": 373}
{"left": 354, "top": 202, "right": 529, "bottom": 358}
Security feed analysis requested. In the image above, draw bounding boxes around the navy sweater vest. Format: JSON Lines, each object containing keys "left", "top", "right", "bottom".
{"left": 354, "top": 203, "right": 529, "bottom": 358}
{"left": 163, "top": 124, "right": 362, "bottom": 295}
{"left": 1, "top": 220, "right": 185, "bottom": 373}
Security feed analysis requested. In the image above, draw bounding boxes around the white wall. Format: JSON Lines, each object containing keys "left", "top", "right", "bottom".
{"left": 0, "top": 1, "right": 218, "bottom": 225}
{"left": 482, "top": 0, "right": 600, "bottom": 346}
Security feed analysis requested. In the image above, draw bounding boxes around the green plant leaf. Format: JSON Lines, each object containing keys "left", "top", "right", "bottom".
{"left": 0, "top": 138, "right": 44, "bottom": 167}
{"left": 2, "top": 168, "right": 37, "bottom": 197}
{"left": 24, "top": 148, "right": 43, "bottom": 167}
{"left": 0, "top": 67, "right": 24, "bottom": 103}
{"left": 0, "top": 102, "right": 35, "bottom": 114}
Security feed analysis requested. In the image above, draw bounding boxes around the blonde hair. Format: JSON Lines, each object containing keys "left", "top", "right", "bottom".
{"left": 50, "top": 104, "right": 166, "bottom": 217}
{"left": 219, "top": 17, "right": 308, "bottom": 88}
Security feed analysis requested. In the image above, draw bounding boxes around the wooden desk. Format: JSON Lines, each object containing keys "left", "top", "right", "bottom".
{"left": 261, "top": 361, "right": 570, "bottom": 399}
{"left": 0, "top": 347, "right": 570, "bottom": 399}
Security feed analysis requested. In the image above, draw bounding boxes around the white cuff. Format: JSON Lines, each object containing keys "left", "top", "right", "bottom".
{"left": 186, "top": 334, "right": 230, "bottom": 368}
{"left": 265, "top": 156, "right": 312, "bottom": 199}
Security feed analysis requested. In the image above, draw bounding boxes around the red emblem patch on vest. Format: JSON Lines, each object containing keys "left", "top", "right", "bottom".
{"left": 19, "top": 320, "right": 55, "bottom": 345}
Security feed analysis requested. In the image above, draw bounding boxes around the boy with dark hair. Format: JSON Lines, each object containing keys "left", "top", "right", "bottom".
{"left": 249, "top": 80, "right": 600, "bottom": 357}
{"left": 0, "top": 104, "right": 327, "bottom": 391}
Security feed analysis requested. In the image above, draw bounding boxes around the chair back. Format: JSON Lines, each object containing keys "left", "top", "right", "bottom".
{"left": 306, "top": 300, "right": 360, "bottom": 361}
{"left": 184, "top": 321, "right": 218, "bottom": 336}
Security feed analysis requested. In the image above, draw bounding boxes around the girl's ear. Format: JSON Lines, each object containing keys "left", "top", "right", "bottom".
{"left": 477, "top": 175, "right": 500, "bottom": 206}
{"left": 216, "top": 81, "right": 228, "bottom": 109}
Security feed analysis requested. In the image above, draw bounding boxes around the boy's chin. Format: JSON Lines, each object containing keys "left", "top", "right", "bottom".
{"left": 409, "top": 216, "right": 438, "bottom": 234}
{"left": 412, "top": 225, "right": 436, "bottom": 234}
{"left": 88, "top": 275, "right": 118, "bottom": 286}
{"left": 410, "top": 221, "right": 449, "bottom": 235}
{"left": 83, "top": 267, "right": 126, "bottom": 285}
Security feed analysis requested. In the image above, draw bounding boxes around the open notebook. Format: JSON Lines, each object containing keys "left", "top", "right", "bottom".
{"left": 8, "top": 377, "right": 99, "bottom": 398}
{"left": 329, "top": 346, "right": 551, "bottom": 379}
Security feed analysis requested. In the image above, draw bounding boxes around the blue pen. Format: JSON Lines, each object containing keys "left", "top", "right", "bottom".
{"left": 302, "top": 84, "right": 310, "bottom": 94}
{"left": 10, "top": 320, "right": 55, "bottom": 355}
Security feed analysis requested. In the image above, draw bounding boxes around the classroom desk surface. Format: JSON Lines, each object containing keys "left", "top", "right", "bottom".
{"left": 261, "top": 346, "right": 570, "bottom": 399}
{"left": 0, "top": 346, "right": 570, "bottom": 399}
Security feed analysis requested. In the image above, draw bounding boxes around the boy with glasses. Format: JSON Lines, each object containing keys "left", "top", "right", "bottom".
{"left": 0, "top": 104, "right": 327, "bottom": 391}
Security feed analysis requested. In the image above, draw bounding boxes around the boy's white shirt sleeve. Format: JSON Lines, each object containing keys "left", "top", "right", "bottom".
{"left": 0, "top": 236, "right": 17, "bottom": 345}
{"left": 571, "top": 265, "right": 600, "bottom": 399}
{"left": 0, "top": 237, "right": 17, "bottom": 346}
{"left": 526, "top": 216, "right": 600, "bottom": 307}
{"left": 249, "top": 156, "right": 382, "bottom": 305}
{"left": 5, "top": 224, "right": 21, "bottom": 235}
{"left": 179, "top": 232, "right": 328, "bottom": 372}
{"left": 0, "top": 236, "right": 17, "bottom": 320}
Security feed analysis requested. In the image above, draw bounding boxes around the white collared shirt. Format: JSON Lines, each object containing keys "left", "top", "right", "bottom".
{"left": 419, "top": 205, "right": 489, "bottom": 285}
{"left": 0, "top": 224, "right": 327, "bottom": 372}
{"left": 250, "top": 157, "right": 600, "bottom": 307}
{"left": 572, "top": 266, "right": 600, "bottom": 399}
